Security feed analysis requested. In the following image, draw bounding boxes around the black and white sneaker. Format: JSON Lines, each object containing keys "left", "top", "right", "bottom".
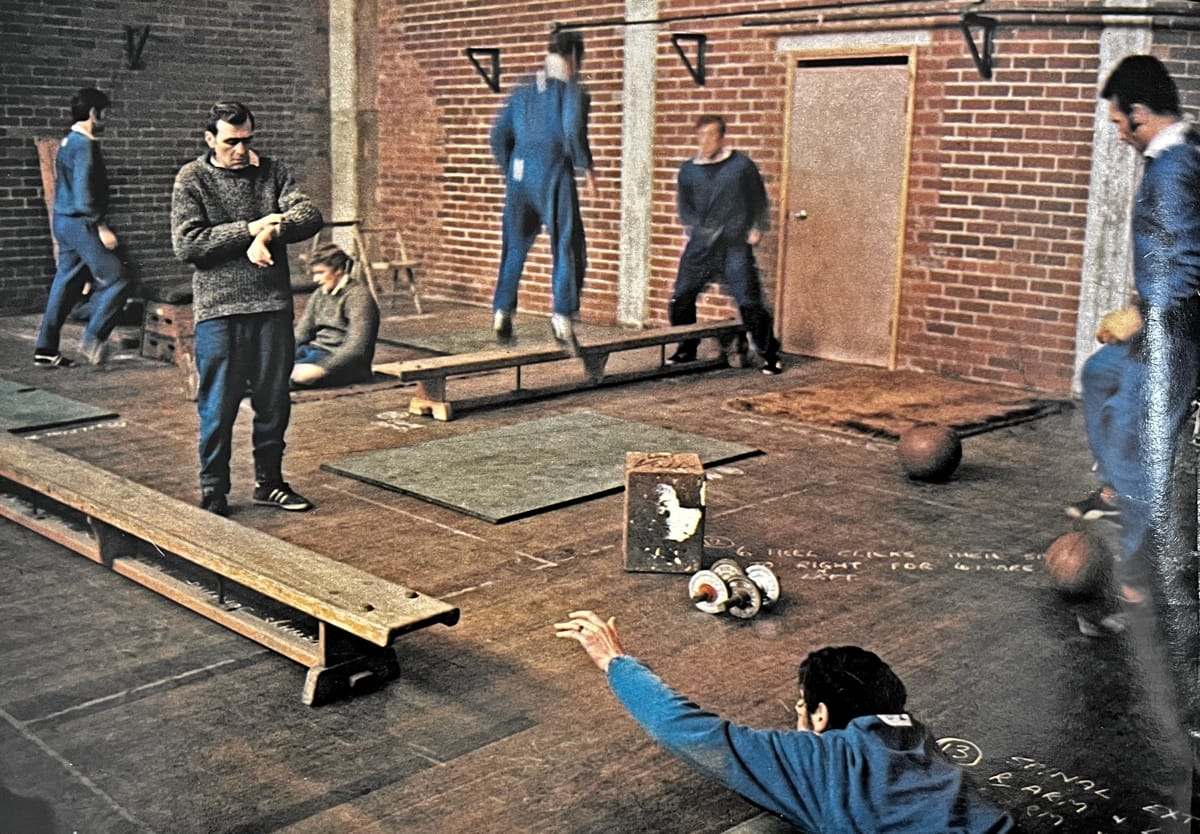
{"left": 760, "top": 356, "right": 783, "bottom": 376}
{"left": 34, "top": 352, "right": 75, "bottom": 368}
{"left": 1065, "top": 489, "right": 1120, "bottom": 521}
{"left": 253, "top": 481, "right": 314, "bottom": 512}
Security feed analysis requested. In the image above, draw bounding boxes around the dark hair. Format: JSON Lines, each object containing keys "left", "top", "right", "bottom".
{"left": 1100, "top": 55, "right": 1181, "bottom": 118}
{"left": 309, "top": 242, "right": 353, "bottom": 275}
{"left": 696, "top": 114, "right": 727, "bottom": 136}
{"left": 206, "top": 101, "right": 255, "bottom": 135}
{"left": 549, "top": 29, "right": 585, "bottom": 68}
{"left": 798, "top": 646, "right": 907, "bottom": 731}
{"left": 71, "top": 87, "right": 111, "bottom": 122}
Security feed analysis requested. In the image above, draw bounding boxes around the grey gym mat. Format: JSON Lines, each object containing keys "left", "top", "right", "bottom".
{"left": 321, "top": 410, "right": 760, "bottom": 523}
{"left": 0, "top": 380, "right": 118, "bottom": 432}
{"left": 379, "top": 320, "right": 617, "bottom": 355}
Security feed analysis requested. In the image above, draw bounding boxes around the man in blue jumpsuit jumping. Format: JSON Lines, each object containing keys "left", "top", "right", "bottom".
{"left": 555, "top": 610, "right": 1013, "bottom": 832}
{"left": 490, "top": 29, "right": 597, "bottom": 355}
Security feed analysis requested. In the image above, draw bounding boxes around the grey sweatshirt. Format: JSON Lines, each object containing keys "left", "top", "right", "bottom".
{"left": 171, "top": 153, "right": 322, "bottom": 322}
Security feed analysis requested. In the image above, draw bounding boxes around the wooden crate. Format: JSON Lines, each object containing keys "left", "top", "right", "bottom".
{"left": 141, "top": 302, "right": 194, "bottom": 364}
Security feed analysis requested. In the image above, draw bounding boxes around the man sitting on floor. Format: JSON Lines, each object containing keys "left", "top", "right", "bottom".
{"left": 555, "top": 610, "right": 1013, "bottom": 832}
{"left": 292, "top": 242, "right": 380, "bottom": 389}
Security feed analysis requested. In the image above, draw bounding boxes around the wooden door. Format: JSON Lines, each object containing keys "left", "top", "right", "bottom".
{"left": 777, "top": 55, "right": 914, "bottom": 366}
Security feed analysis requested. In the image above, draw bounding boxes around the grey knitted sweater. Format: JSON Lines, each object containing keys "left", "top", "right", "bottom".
{"left": 171, "top": 153, "right": 323, "bottom": 322}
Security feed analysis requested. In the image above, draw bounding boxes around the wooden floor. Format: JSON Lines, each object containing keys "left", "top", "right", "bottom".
{"left": 0, "top": 300, "right": 1197, "bottom": 833}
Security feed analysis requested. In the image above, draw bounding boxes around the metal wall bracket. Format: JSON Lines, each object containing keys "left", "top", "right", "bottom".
{"left": 960, "top": 13, "right": 997, "bottom": 81}
{"left": 125, "top": 25, "right": 150, "bottom": 71}
{"left": 671, "top": 34, "right": 707, "bottom": 86}
{"left": 466, "top": 47, "right": 501, "bottom": 93}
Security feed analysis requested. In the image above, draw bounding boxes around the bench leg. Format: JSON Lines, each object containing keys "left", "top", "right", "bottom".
{"left": 408, "top": 378, "right": 453, "bottom": 421}
{"left": 303, "top": 622, "right": 402, "bottom": 706}
{"left": 582, "top": 351, "right": 609, "bottom": 384}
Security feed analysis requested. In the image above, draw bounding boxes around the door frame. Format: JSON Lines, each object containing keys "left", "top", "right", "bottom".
{"left": 774, "top": 46, "right": 919, "bottom": 370}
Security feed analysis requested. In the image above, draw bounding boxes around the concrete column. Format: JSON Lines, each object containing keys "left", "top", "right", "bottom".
{"left": 1074, "top": 3, "right": 1151, "bottom": 393}
{"left": 329, "top": 0, "right": 359, "bottom": 245}
{"left": 616, "top": 0, "right": 658, "bottom": 327}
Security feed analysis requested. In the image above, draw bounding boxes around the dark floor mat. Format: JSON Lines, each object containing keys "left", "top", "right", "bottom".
{"left": 724, "top": 367, "right": 1070, "bottom": 439}
{"left": 321, "top": 410, "right": 760, "bottom": 522}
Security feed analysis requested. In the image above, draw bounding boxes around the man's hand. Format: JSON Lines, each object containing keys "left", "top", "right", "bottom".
{"left": 98, "top": 225, "right": 118, "bottom": 251}
{"left": 247, "top": 232, "right": 274, "bottom": 267}
{"left": 248, "top": 213, "right": 284, "bottom": 238}
{"left": 747, "top": 228, "right": 762, "bottom": 246}
{"left": 555, "top": 610, "right": 625, "bottom": 672}
{"left": 584, "top": 170, "right": 598, "bottom": 200}
{"left": 1096, "top": 306, "right": 1142, "bottom": 344}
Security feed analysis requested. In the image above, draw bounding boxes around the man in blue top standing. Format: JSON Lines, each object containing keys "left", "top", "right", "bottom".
{"left": 490, "top": 28, "right": 597, "bottom": 355}
{"left": 667, "top": 115, "right": 782, "bottom": 375}
{"left": 1067, "top": 56, "right": 1200, "bottom": 610}
{"left": 34, "top": 87, "right": 131, "bottom": 367}
{"left": 555, "top": 610, "right": 1013, "bottom": 832}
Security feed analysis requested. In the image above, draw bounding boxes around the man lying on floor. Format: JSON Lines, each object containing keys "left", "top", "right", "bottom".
{"left": 555, "top": 610, "right": 1014, "bottom": 832}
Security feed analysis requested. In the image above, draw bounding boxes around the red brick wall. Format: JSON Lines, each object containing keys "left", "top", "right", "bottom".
{"left": 376, "top": 1, "right": 790, "bottom": 327}
{"left": 373, "top": 2, "right": 1200, "bottom": 395}
{"left": 898, "top": 28, "right": 1100, "bottom": 392}
{"left": 0, "top": 0, "right": 331, "bottom": 314}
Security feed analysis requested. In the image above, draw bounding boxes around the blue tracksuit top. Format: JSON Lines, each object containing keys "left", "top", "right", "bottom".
{"left": 490, "top": 74, "right": 593, "bottom": 186}
{"left": 53, "top": 129, "right": 108, "bottom": 222}
{"left": 1132, "top": 125, "right": 1200, "bottom": 310}
{"left": 608, "top": 656, "right": 1014, "bottom": 833}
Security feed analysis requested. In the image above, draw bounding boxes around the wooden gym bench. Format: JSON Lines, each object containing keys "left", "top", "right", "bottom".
{"left": 374, "top": 319, "right": 748, "bottom": 421}
{"left": 0, "top": 432, "right": 460, "bottom": 706}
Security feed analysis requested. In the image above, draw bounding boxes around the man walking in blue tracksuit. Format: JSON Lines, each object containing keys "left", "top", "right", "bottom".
{"left": 490, "top": 29, "right": 597, "bottom": 355}
{"left": 34, "top": 87, "right": 131, "bottom": 368}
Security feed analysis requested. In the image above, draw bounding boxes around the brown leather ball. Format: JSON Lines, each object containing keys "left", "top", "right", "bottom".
{"left": 1043, "top": 530, "right": 1106, "bottom": 595}
{"left": 897, "top": 424, "right": 962, "bottom": 482}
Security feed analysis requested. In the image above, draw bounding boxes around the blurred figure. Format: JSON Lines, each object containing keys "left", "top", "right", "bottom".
{"left": 490, "top": 28, "right": 597, "bottom": 355}
{"left": 1071, "top": 56, "right": 1200, "bottom": 608}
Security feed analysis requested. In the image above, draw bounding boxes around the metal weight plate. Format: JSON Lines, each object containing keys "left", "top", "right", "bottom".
{"left": 725, "top": 575, "right": 762, "bottom": 619}
{"left": 709, "top": 557, "right": 745, "bottom": 582}
{"left": 688, "top": 569, "right": 730, "bottom": 615}
{"left": 745, "top": 563, "right": 781, "bottom": 607}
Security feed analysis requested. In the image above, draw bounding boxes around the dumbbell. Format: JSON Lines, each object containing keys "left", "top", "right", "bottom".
{"left": 708, "top": 558, "right": 763, "bottom": 619}
{"left": 689, "top": 558, "right": 782, "bottom": 619}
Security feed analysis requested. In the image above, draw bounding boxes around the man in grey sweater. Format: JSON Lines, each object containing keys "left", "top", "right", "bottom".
{"left": 171, "top": 101, "right": 322, "bottom": 516}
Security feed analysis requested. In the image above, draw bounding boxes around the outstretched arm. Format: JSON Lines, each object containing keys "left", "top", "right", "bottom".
{"left": 554, "top": 610, "right": 625, "bottom": 671}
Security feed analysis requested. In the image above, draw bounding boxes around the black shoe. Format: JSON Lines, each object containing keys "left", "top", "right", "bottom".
{"left": 666, "top": 348, "right": 696, "bottom": 365}
{"left": 1065, "top": 489, "right": 1120, "bottom": 521}
{"left": 253, "top": 481, "right": 314, "bottom": 512}
{"left": 34, "top": 352, "right": 75, "bottom": 368}
{"left": 200, "top": 489, "right": 229, "bottom": 517}
{"left": 760, "top": 356, "right": 783, "bottom": 375}
{"left": 493, "top": 310, "right": 515, "bottom": 345}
